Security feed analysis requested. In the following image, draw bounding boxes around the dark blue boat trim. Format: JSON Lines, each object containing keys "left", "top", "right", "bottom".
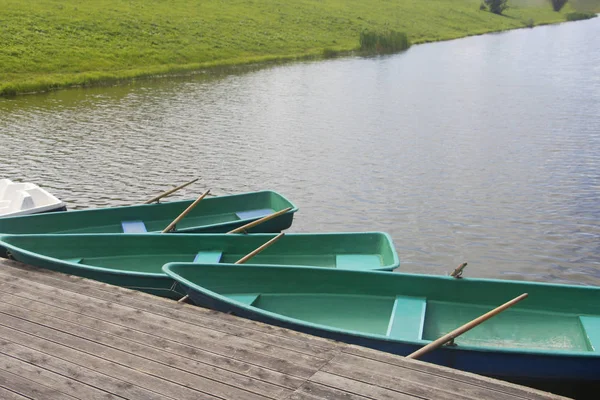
{"left": 182, "top": 286, "right": 600, "bottom": 383}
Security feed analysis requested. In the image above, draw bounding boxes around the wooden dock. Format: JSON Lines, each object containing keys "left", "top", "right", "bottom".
{"left": 0, "top": 258, "right": 567, "bottom": 400}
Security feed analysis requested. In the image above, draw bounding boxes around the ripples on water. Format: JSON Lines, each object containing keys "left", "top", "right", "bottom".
{"left": 1, "top": 19, "right": 599, "bottom": 285}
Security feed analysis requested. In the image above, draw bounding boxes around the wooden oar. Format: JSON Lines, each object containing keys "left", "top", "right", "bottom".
{"left": 406, "top": 293, "right": 528, "bottom": 360}
{"left": 178, "top": 233, "right": 285, "bottom": 303}
{"left": 144, "top": 178, "right": 199, "bottom": 204}
{"left": 162, "top": 189, "right": 210, "bottom": 233}
{"left": 227, "top": 207, "right": 293, "bottom": 234}
{"left": 234, "top": 233, "right": 285, "bottom": 264}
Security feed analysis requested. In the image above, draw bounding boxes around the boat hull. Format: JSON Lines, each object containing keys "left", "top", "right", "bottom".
{"left": 0, "top": 232, "right": 398, "bottom": 298}
{"left": 0, "top": 190, "right": 297, "bottom": 236}
{"left": 0, "top": 178, "right": 66, "bottom": 218}
{"left": 0, "top": 204, "right": 67, "bottom": 217}
{"left": 162, "top": 263, "right": 600, "bottom": 385}
{"left": 7, "top": 249, "right": 184, "bottom": 299}
{"left": 181, "top": 283, "right": 600, "bottom": 382}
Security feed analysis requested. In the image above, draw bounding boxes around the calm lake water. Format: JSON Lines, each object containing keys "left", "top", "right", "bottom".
{"left": 1, "top": 18, "right": 599, "bottom": 285}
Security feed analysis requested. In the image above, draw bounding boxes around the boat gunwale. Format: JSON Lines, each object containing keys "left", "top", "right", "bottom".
{"left": 174, "top": 189, "right": 299, "bottom": 232}
{"left": 161, "top": 262, "right": 600, "bottom": 358}
{"left": 0, "top": 231, "right": 399, "bottom": 276}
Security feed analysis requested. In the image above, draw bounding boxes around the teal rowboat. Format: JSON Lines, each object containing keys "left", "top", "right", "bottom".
{"left": 0, "top": 190, "right": 296, "bottom": 236}
{"left": 0, "top": 232, "right": 398, "bottom": 299}
{"left": 162, "top": 263, "right": 600, "bottom": 384}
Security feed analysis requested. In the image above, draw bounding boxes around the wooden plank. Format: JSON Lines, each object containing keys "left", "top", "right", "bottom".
{"left": 0, "top": 278, "right": 324, "bottom": 373}
{"left": 0, "top": 352, "right": 121, "bottom": 400}
{"left": 0, "top": 323, "right": 223, "bottom": 400}
{"left": 0, "top": 386, "right": 31, "bottom": 400}
{"left": 0, "top": 290, "right": 306, "bottom": 389}
{"left": 0, "top": 279, "right": 324, "bottom": 379}
{"left": 323, "top": 354, "right": 485, "bottom": 400}
{"left": 0, "top": 368, "right": 79, "bottom": 400}
{"left": 0, "top": 309, "right": 280, "bottom": 400}
{"left": 291, "top": 381, "right": 375, "bottom": 400}
{"left": 0, "top": 260, "right": 336, "bottom": 350}
{"left": 0, "top": 339, "right": 172, "bottom": 400}
{"left": 0, "top": 300, "right": 293, "bottom": 399}
{"left": 341, "top": 346, "right": 566, "bottom": 400}
{"left": 309, "top": 370, "right": 416, "bottom": 400}
{"left": 286, "top": 391, "right": 327, "bottom": 400}
{"left": 0, "top": 262, "right": 339, "bottom": 357}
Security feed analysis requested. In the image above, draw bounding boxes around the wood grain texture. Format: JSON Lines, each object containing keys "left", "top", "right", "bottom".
{"left": 0, "top": 339, "right": 170, "bottom": 400}
{"left": 0, "top": 367, "right": 79, "bottom": 400}
{"left": 0, "top": 353, "right": 120, "bottom": 400}
{"left": 0, "top": 258, "right": 569, "bottom": 400}
{"left": 0, "top": 386, "right": 31, "bottom": 400}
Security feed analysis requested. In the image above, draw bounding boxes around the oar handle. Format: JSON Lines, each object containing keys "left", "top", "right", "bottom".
{"left": 145, "top": 178, "right": 199, "bottom": 204}
{"left": 235, "top": 233, "right": 285, "bottom": 264}
{"left": 177, "top": 295, "right": 189, "bottom": 303}
{"left": 227, "top": 207, "right": 293, "bottom": 234}
{"left": 162, "top": 189, "right": 210, "bottom": 233}
{"left": 406, "top": 293, "right": 528, "bottom": 360}
{"left": 450, "top": 262, "right": 468, "bottom": 278}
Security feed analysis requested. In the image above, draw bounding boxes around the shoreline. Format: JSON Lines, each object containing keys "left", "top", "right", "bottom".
{"left": 1, "top": 2, "right": 597, "bottom": 97}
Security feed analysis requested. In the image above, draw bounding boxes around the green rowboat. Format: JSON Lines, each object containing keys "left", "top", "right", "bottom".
{"left": 162, "top": 263, "right": 600, "bottom": 384}
{"left": 0, "top": 232, "right": 399, "bottom": 299}
{"left": 0, "top": 190, "right": 296, "bottom": 236}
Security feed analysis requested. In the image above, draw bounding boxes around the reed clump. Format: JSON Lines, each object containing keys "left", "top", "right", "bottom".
{"left": 565, "top": 12, "right": 597, "bottom": 21}
{"left": 322, "top": 48, "right": 341, "bottom": 58}
{"left": 525, "top": 18, "right": 535, "bottom": 28}
{"left": 359, "top": 30, "right": 410, "bottom": 54}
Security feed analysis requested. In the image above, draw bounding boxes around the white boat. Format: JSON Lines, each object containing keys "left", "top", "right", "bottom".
{"left": 0, "top": 179, "right": 66, "bottom": 217}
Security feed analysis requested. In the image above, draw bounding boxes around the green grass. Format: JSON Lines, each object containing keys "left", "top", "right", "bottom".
{"left": 0, "top": 0, "right": 597, "bottom": 96}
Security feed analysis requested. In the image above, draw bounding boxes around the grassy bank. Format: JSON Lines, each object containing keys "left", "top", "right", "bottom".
{"left": 0, "top": 0, "right": 597, "bottom": 96}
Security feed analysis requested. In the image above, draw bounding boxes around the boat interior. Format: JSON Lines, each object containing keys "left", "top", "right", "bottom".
{"left": 164, "top": 263, "right": 600, "bottom": 354}
{"left": 0, "top": 232, "right": 397, "bottom": 273}
{"left": 0, "top": 190, "right": 292, "bottom": 233}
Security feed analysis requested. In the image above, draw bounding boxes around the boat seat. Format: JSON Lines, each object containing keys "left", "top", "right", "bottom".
{"left": 235, "top": 208, "right": 274, "bottom": 220}
{"left": 227, "top": 293, "right": 259, "bottom": 305}
{"left": 193, "top": 251, "right": 223, "bottom": 263}
{"left": 121, "top": 220, "right": 147, "bottom": 233}
{"left": 336, "top": 254, "right": 381, "bottom": 270}
{"left": 386, "top": 296, "right": 427, "bottom": 341}
{"left": 580, "top": 316, "right": 600, "bottom": 351}
{"left": 25, "top": 187, "right": 54, "bottom": 207}
{"left": 7, "top": 190, "right": 35, "bottom": 213}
